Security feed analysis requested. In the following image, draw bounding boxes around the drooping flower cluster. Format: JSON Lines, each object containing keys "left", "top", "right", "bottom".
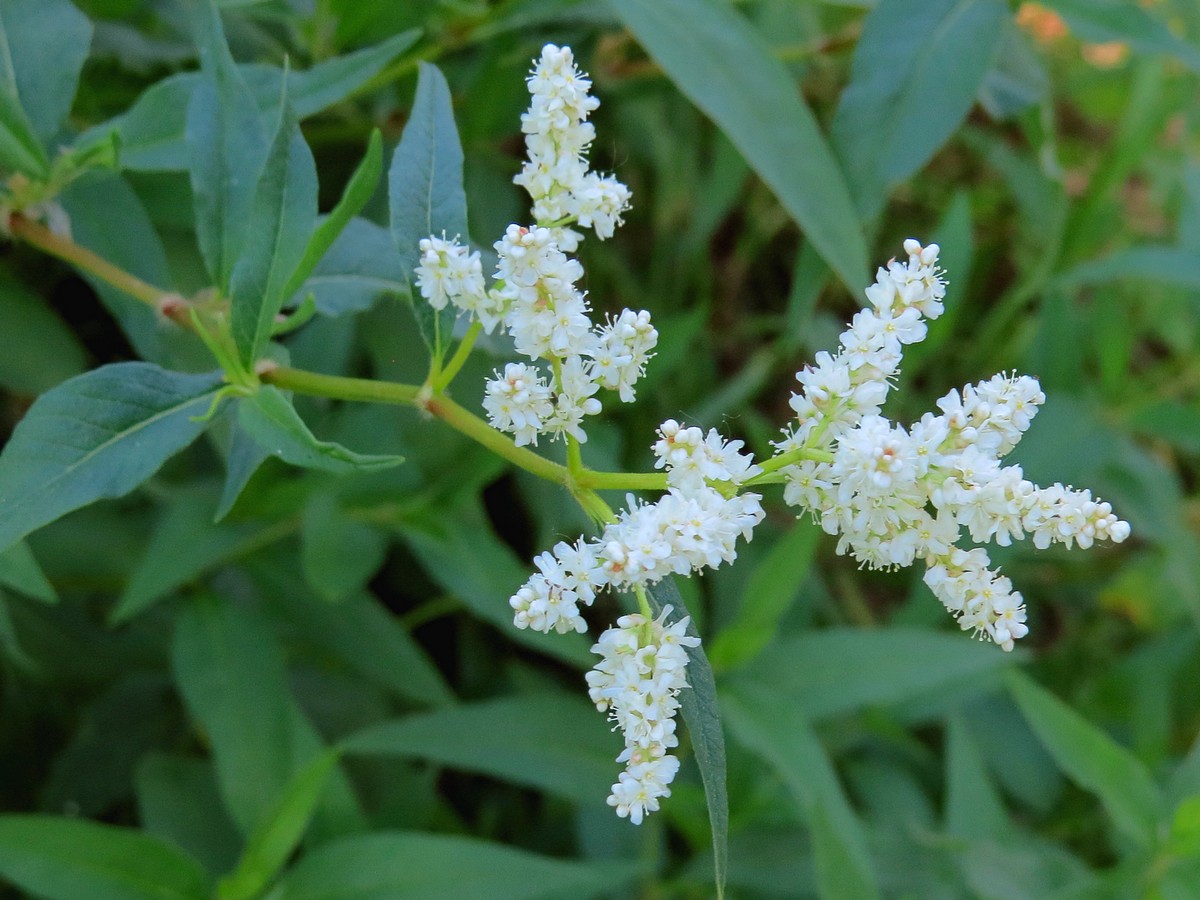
{"left": 413, "top": 45, "right": 653, "bottom": 447}
{"left": 776, "top": 239, "right": 1130, "bottom": 650}
{"left": 586, "top": 606, "right": 699, "bottom": 824}
{"left": 506, "top": 418, "right": 765, "bottom": 819}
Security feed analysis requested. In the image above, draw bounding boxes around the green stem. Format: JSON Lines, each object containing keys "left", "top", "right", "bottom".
{"left": 263, "top": 366, "right": 420, "bottom": 406}
{"left": 432, "top": 319, "right": 482, "bottom": 393}
{"left": 753, "top": 445, "right": 835, "bottom": 478}
{"left": 633, "top": 584, "right": 654, "bottom": 618}
{"left": 566, "top": 434, "right": 584, "bottom": 479}
{"left": 425, "top": 393, "right": 571, "bottom": 485}
{"left": 577, "top": 470, "right": 668, "bottom": 491}
{"left": 10, "top": 214, "right": 178, "bottom": 315}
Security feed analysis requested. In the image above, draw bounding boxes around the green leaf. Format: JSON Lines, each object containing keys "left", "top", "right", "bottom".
{"left": 284, "top": 130, "right": 383, "bottom": 303}
{"left": 0, "top": 541, "right": 55, "bottom": 603}
{"left": 1006, "top": 670, "right": 1163, "bottom": 849}
{"left": 0, "top": 88, "right": 47, "bottom": 176}
{"left": 215, "top": 421, "right": 272, "bottom": 521}
{"left": 218, "top": 749, "right": 342, "bottom": 900}
{"left": 388, "top": 61, "right": 469, "bottom": 360}
{"left": 944, "top": 714, "right": 1009, "bottom": 840}
{"left": 185, "top": 0, "right": 270, "bottom": 290}
{"left": 229, "top": 87, "right": 318, "bottom": 366}
{"left": 1054, "top": 246, "right": 1200, "bottom": 291}
{"left": 59, "top": 173, "right": 206, "bottom": 369}
{"left": 1165, "top": 795, "right": 1200, "bottom": 861}
{"left": 343, "top": 694, "right": 616, "bottom": 803}
{"left": 977, "top": 20, "right": 1049, "bottom": 120}
{"left": 172, "top": 593, "right": 294, "bottom": 836}
{"left": 0, "top": 273, "right": 88, "bottom": 394}
{"left": 276, "top": 831, "right": 633, "bottom": 900}
{"left": 723, "top": 683, "right": 881, "bottom": 900}
{"left": 0, "top": 362, "right": 222, "bottom": 553}
{"left": 304, "top": 217, "right": 411, "bottom": 317}
{"left": 0, "top": 814, "right": 211, "bottom": 900}
{"left": 171, "top": 593, "right": 364, "bottom": 843}
{"left": 645, "top": 577, "right": 727, "bottom": 900}
{"left": 727, "top": 628, "right": 1015, "bottom": 722}
{"left": 252, "top": 574, "right": 454, "bottom": 709}
{"left": 237, "top": 386, "right": 405, "bottom": 474}
{"left": 136, "top": 754, "right": 243, "bottom": 877}
{"left": 610, "top": 0, "right": 868, "bottom": 292}
{"left": 0, "top": 0, "right": 91, "bottom": 145}
{"left": 112, "top": 485, "right": 266, "bottom": 623}
{"left": 0, "top": 593, "right": 32, "bottom": 669}
{"left": 301, "top": 492, "right": 387, "bottom": 603}
{"left": 709, "top": 521, "right": 819, "bottom": 670}
{"left": 103, "top": 31, "right": 418, "bottom": 172}
{"left": 830, "top": 0, "right": 1010, "bottom": 219}
{"left": 1040, "top": 0, "right": 1200, "bottom": 73}
{"left": 396, "top": 502, "right": 593, "bottom": 667}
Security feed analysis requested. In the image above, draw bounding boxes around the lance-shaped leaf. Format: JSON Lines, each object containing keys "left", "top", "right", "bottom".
{"left": 215, "top": 421, "right": 272, "bottom": 521}
{"left": 301, "top": 492, "right": 387, "bottom": 603}
{"left": 0, "top": 814, "right": 211, "bottom": 900}
{"left": 830, "top": 0, "right": 1010, "bottom": 219}
{"left": 218, "top": 749, "right": 341, "bottom": 900}
{"left": 389, "top": 61, "right": 468, "bottom": 359}
{"left": 229, "top": 85, "right": 318, "bottom": 366}
{"left": 1040, "top": 0, "right": 1200, "bottom": 73}
{"left": 171, "top": 593, "right": 363, "bottom": 839}
{"left": 0, "top": 541, "right": 56, "bottom": 603}
{"left": 103, "top": 30, "right": 417, "bottom": 173}
{"left": 185, "top": 1, "right": 269, "bottom": 290}
{"left": 1007, "top": 670, "right": 1163, "bottom": 849}
{"left": 646, "top": 577, "right": 728, "bottom": 899}
{"left": 277, "top": 832, "right": 633, "bottom": 899}
{"left": 0, "top": 363, "right": 223, "bottom": 553}
{"left": 284, "top": 129, "right": 383, "bottom": 304}
{"left": 0, "top": 0, "right": 91, "bottom": 148}
{"left": 237, "top": 386, "right": 404, "bottom": 474}
{"left": 0, "top": 88, "right": 47, "bottom": 177}
{"left": 343, "top": 695, "right": 616, "bottom": 803}
{"left": 610, "top": 0, "right": 868, "bottom": 293}
{"left": 304, "top": 217, "right": 411, "bottom": 318}
{"left": 723, "top": 683, "right": 881, "bottom": 900}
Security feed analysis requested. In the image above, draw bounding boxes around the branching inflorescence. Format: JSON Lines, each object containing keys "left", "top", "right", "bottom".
{"left": 413, "top": 44, "right": 1130, "bottom": 826}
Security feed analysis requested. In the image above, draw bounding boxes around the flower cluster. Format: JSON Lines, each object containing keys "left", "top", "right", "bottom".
{"left": 514, "top": 43, "right": 631, "bottom": 250}
{"left": 508, "top": 421, "right": 765, "bottom": 634}
{"left": 409, "top": 46, "right": 1132, "bottom": 826}
{"left": 586, "top": 606, "right": 699, "bottom": 824}
{"left": 506, "top": 418, "right": 765, "bottom": 817}
{"left": 413, "top": 45, "right": 654, "bottom": 447}
{"left": 776, "top": 239, "right": 1130, "bottom": 650}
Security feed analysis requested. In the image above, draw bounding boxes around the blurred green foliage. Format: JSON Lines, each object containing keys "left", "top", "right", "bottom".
{"left": 1, "top": 0, "right": 1200, "bottom": 897}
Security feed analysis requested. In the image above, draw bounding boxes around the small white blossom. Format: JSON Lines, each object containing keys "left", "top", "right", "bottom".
{"left": 482, "top": 362, "right": 553, "bottom": 447}
{"left": 593, "top": 309, "right": 658, "bottom": 402}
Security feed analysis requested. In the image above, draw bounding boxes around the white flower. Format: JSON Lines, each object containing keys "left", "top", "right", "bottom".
{"left": 587, "top": 606, "right": 699, "bottom": 824}
{"left": 592, "top": 309, "right": 657, "bottom": 402}
{"left": 653, "top": 419, "right": 761, "bottom": 491}
{"left": 482, "top": 362, "right": 553, "bottom": 446}
{"left": 414, "top": 234, "right": 485, "bottom": 312}
{"left": 509, "top": 539, "right": 606, "bottom": 634}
